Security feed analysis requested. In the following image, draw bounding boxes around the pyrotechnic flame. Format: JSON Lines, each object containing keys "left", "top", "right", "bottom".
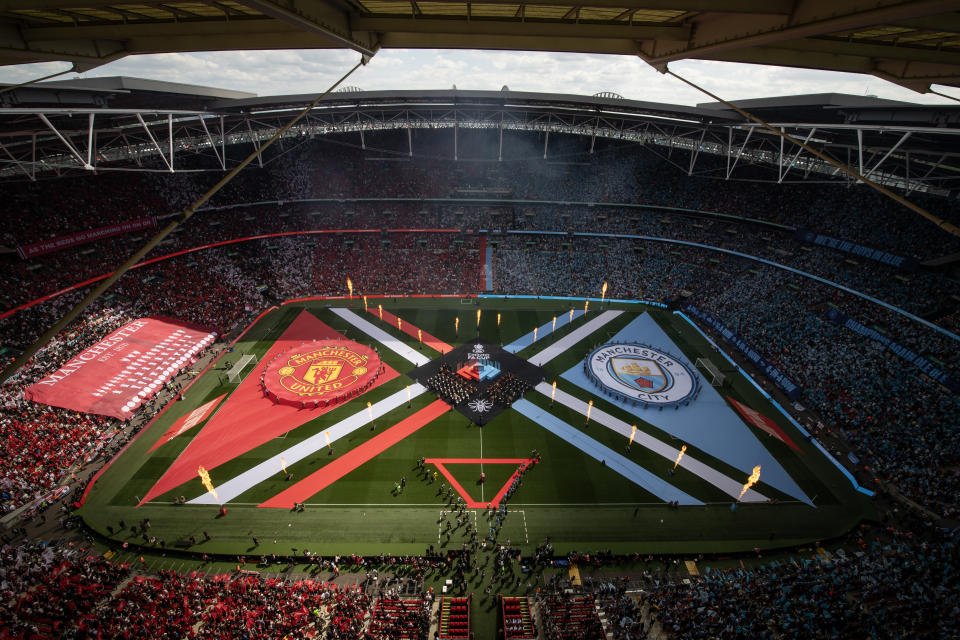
{"left": 602, "top": 281, "right": 608, "bottom": 295}
{"left": 197, "top": 465, "right": 219, "bottom": 504}
{"left": 367, "top": 401, "right": 373, "bottom": 421}
{"left": 324, "top": 431, "right": 331, "bottom": 448}
{"left": 738, "top": 465, "right": 761, "bottom": 501}
{"left": 363, "top": 295, "right": 368, "bottom": 311}
{"left": 455, "top": 317, "right": 459, "bottom": 334}
{"left": 497, "top": 313, "right": 501, "bottom": 327}
{"left": 398, "top": 317, "right": 402, "bottom": 331}
{"left": 586, "top": 399, "right": 593, "bottom": 422}
{"left": 418, "top": 329, "right": 422, "bottom": 343}
{"left": 584, "top": 299, "right": 589, "bottom": 312}
{"left": 552, "top": 316, "right": 557, "bottom": 332}
{"left": 551, "top": 380, "right": 557, "bottom": 402}
{"left": 406, "top": 385, "right": 411, "bottom": 402}
{"left": 533, "top": 326, "right": 538, "bottom": 341}
{"left": 347, "top": 278, "right": 353, "bottom": 297}
{"left": 673, "top": 445, "right": 687, "bottom": 470}
{"left": 378, "top": 304, "right": 383, "bottom": 321}
{"left": 629, "top": 425, "right": 637, "bottom": 446}
{"left": 477, "top": 308, "right": 481, "bottom": 328}
{"left": 281, "top": 457, "right": 287, "bottom": 474}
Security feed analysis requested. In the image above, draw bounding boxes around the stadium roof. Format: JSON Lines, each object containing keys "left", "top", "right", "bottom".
{"left": 0, "top": 80, "right": 958, "bottom": 197}
{"left": 2, "top": 1, "right": 960, "bottom": 93}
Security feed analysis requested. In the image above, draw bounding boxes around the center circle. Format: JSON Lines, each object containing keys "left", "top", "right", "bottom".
{"left": 262, "top": 340, "right": 382, "bottom": 408}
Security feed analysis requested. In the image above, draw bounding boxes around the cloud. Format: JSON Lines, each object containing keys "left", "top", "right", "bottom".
{"left": 1, "top": 49, "right": 957, "bottom": 106}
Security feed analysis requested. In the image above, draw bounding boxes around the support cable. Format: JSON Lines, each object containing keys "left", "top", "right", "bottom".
{"left": 663, "top": 68, "right": 960, "bottom": 238}
{"left": 0, "top": 64, "right": 80, "bottom": 95}
{"left": 0, "top": 55, "right": 371, "bottom": 385}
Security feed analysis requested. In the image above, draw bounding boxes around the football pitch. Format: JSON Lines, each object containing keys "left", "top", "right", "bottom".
{"left": 80, "top": 297, "right": 875, "bottom": 558}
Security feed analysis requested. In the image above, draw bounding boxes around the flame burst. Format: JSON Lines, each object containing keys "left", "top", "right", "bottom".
{"left": 585, "top": 399, "right": 593, "bottom": 423}
{"left": 281, "top": 457, "right": 287, "bottom": 474}
{"left": 552, "top": 316, "right": 557, "bottom": 332}
{"left": 366, "top": 401, "right": 373, "bottom": 421}
{"left": 533, "top": 326, "right": 538, "bottom": 341}
{"left": 418, "top": 329, "right": 422, "bottom": 343}
{"left": 629, "top": 425, "right": 637, "bottom": 446}
{"left": 601, "top": 281, "right": 608, "bottom": 304}
{"left": 197, "top": 465, "right": 219, "bottom": 504}
{"left": 378, "top": 304, "right": 383, "bottom": 321}
{"left": 455, "top": 317, "right": 459, "bottom": 334}
{"left": 738, "top": 465, "right": 761, "bottom": 501}
{"left": 397, "top": 317, "right": 402, "bottom": 331}
{"left": 673, "top": 445, "right": 687, "bottom": 470}
{"left": 497, "top": 313, "right": 501, "bottom": 327}
{"left": 569, "top": 308, "right": 574, "bottom": 323}
{"left": 406, "top": 385, "right": 411, "bottom": 403}
{"left": 551, "top": 380, "right": 557, "bottom": 403}
{"left": 363, "top": 295, "right": 368, "bottom": 311}
{"left": 584, "top": 299, "right": 589, "bottom": 312}
{"left": 476, "top": 308, "right": 481, "bottom": 329}
{"left": 347, "top": 278, "right": 353, "bottom": 298}
{"left": 324, "top": 430, "right": 331, "bottom": 448}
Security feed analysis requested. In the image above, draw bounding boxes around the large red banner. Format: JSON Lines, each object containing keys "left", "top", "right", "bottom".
{"left": 17, "top": 217, "right": 157, "bottom": 259}
{"left": 24, "top": 317, "right": 216, "bottom": 419}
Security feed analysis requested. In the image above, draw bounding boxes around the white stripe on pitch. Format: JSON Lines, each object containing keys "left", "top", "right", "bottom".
{"left": 535, "top": 382, "right": 767, "bottom": 502}
{"left": 527, "top": 310, "right": 623, "bottom": 366}
{"left": 331, "top": 307, "right": 431, "bottom": 366}
{"left": 189, "top": 383, "right": 428, "bottom": 505}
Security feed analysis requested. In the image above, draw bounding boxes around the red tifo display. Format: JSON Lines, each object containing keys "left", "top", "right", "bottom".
{"left": 24, "top": 316, "right": 215, "bottom": 420}
{"left": 139, "top": 310, "right": 399, "bottom": 505}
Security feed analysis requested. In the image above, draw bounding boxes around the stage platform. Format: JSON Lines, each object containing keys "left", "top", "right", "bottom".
{"left": 408, "top": 340, "right": 545, "bottom": 423}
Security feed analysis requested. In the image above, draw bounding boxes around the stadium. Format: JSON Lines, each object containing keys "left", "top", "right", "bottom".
{"left": 1, "top": 3, "right": 959, "bottom": 639}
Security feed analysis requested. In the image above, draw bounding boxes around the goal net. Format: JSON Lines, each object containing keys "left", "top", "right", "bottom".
{"left": 226, "top": 354, "right": 258, "bottom": 384}
{"left": 695, "top": 357, "right": 725, "bottom": 387}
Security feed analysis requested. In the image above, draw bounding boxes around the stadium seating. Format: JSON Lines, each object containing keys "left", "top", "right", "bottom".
{"left": 437, "top": 595, "right": 470, "bottom": 639}
{"left": 500, "top": 596, "right": 536, "bottom": 639}
{"left": 541, "top": 594, "right": 605, "bottom": 640}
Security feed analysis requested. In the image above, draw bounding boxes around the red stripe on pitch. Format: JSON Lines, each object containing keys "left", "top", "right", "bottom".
{"left": 258, "top": 399, "right": 450, "bottom": 509}
{"left": 367, "top": 307, "right": 453, "bottom": 354}
{"left": 428, "top": 458, "right": 534, "bottom": 508}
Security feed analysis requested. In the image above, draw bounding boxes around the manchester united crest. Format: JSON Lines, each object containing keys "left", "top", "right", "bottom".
{"left": 262, "top": 340, "right": 382, "bottom": 407}
{"left": 278, "top": 347, "right": 369, "bottom": 396}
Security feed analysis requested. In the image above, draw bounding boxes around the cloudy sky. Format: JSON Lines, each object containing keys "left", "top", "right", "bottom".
{"left": 1, "top": 48, "right": 958, "bottom": 106}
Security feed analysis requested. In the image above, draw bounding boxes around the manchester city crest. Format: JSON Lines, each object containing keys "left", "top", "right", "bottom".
{"left": 586, "top": 343, "right": 699, "bottom": 407}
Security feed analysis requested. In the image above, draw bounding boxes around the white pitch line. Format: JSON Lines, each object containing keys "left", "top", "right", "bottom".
{"left": 189, "top": 383, "right": 428, "bottom": 504}
{"left": 527, "top": 310, "right": 623, "bottom": 366}
{"left": 536, "top": 382, "right": 767, "bottom": 502}
{"left": 331, "top": 307, "right": 431, "bottom": 366}
{"left": 519, "top": 509, "right": 529, "bottom": 544}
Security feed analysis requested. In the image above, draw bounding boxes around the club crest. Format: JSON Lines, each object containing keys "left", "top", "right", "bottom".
{"left": 585, "top": 343, "right": 699, "bottom": 407}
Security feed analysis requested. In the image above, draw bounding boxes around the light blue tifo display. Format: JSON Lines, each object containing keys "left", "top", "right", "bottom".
{"left": 584, "top": 343, "right": 701, "bottom": 409}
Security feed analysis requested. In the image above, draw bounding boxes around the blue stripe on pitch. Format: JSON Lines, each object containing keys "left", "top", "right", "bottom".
{"left": 504, "top": 309, "right": 585, "bottom": 353}
{"left": 512, "top": 399, "right": 704, "bottom": 505}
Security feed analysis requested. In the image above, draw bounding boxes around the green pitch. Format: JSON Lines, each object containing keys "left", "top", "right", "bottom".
{"left": 80, "top": 298, "right": 875, "bottom": 558}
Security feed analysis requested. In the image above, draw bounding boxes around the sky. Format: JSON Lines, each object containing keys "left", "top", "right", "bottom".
{"left": 1, "top": 49, "right": 959, "bottom": 107}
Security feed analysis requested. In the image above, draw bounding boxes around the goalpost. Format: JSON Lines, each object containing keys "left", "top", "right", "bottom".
{"left": 226, "top": 354, "right": 258, "bottom": 384}
{"left": 695, "top": 357, "right": 725, "bottom": 388}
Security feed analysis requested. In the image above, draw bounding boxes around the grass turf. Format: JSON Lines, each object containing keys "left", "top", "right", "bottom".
{"left": 80, "top": 298, "right": 875, "bottom": 558}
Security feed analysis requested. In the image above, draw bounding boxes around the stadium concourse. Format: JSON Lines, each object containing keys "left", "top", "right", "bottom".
{"left": 0, "top": 124, "right": 958, "bottom": 639}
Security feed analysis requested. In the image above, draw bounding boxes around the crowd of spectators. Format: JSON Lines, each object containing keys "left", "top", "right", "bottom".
{"left": 639, "top": 528, "right": 958, "bottom": 640}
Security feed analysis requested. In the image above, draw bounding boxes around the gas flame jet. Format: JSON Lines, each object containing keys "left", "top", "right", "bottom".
{"left": 738, "top": 465, "right": 761, "bottom": 501}
{"left": 673, "top": 445, "right": 687, "bottom": 470}
{"left": 198, "top": 466, "right": 219, "bottom": 503}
